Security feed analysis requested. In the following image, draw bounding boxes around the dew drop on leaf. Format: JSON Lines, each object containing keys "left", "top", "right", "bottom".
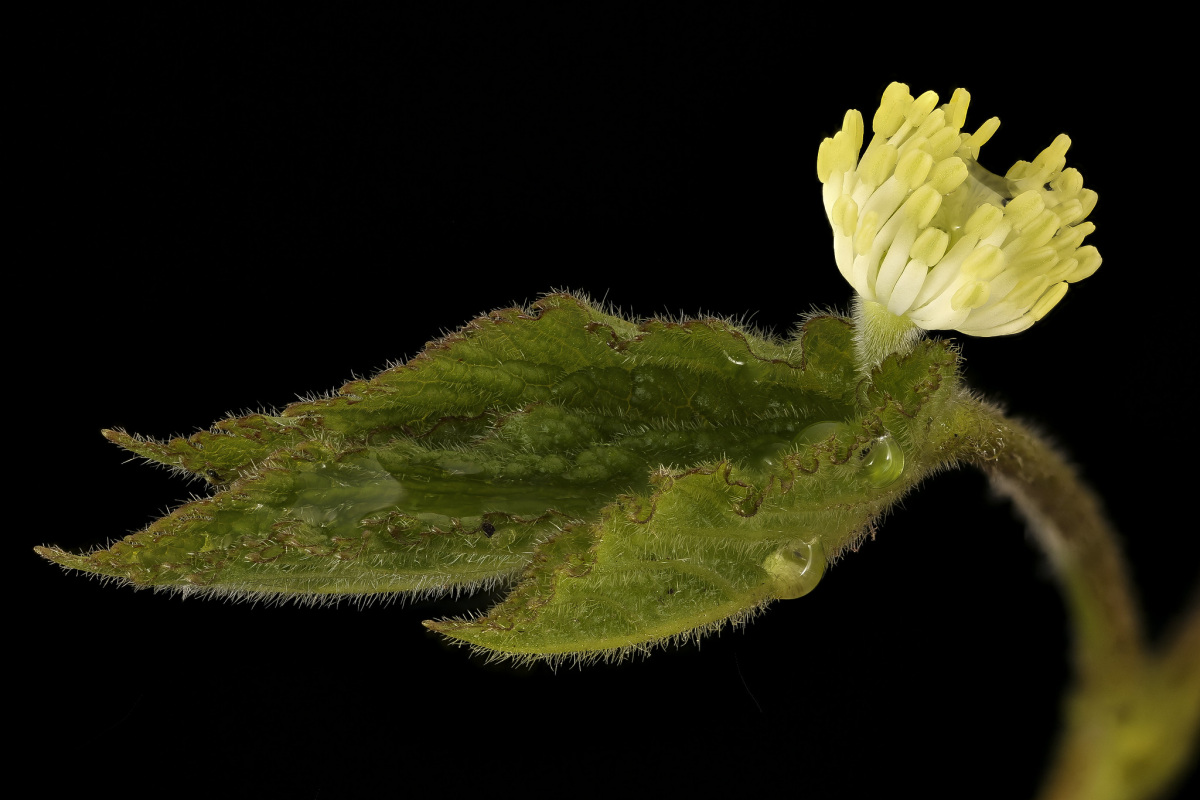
{"left": 749, "top": 420, "right": 850, "bottom": 470}
{"left": 762, "top": 538, "right": 826, "bottom": 600}
{"left": 795, "top": 420, "right": 849, "bottom": 446}
{"left": 747, "top": 440, "right": 792, "bottom": 469}
{"left": 862, "top": 433, "right": 904, "bottom": 487}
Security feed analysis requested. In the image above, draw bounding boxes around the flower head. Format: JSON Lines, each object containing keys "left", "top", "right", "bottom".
{"left": 818, "top": 83, "right": 1100, "bottom": 336}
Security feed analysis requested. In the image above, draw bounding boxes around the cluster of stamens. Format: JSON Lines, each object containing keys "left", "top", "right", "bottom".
{"left": 817, "top": 82, "right": 1100, "bottom": 336}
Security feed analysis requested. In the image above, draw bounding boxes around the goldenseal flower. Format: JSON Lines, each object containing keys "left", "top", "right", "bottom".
{"left": 818, "top": 83, "right": 1100, "bottom": 337}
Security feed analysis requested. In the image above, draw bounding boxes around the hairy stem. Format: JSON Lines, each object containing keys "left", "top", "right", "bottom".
{"left": 966, "top": 401, "right": 1200, "bottom": 800}
{"left": 851, "top": 297, "right": 921, "bottom": 374}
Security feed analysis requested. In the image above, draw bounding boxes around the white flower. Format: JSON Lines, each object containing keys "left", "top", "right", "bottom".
{"left": 818, "top": 82, "right": 1100, "bottom": 337}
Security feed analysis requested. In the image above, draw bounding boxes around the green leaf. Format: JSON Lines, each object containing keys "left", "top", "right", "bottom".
{"left": 39, "top": 293, "right": 968, "bottom": 660}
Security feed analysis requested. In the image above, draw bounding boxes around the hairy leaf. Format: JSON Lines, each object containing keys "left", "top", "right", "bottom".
{"left": 39, "top": 293, "right": 968, "bottom": 660}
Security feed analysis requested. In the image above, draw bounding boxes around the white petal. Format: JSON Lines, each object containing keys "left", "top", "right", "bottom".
{"left": 886, "top": 259, "right": 929, "bottom": 316}
{"left": 959, "top": 313, "right": 1036, "bottom": 337}
{"left": 874, "top": 223, "right": 919, "bottom": 305}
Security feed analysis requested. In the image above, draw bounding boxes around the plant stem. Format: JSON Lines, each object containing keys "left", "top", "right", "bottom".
{"left": 966, "top": 401, "right": 1200, "bottom": 800}
{"left": 851, "top": 297, "right": 921, "bottom": 373}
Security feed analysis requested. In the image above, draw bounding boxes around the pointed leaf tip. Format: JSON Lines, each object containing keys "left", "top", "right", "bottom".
{"left": 35, "top": 545, "right": 84, "bottom": 571}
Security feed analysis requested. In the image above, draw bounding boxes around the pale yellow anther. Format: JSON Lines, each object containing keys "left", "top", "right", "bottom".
{"left": 911, "top": 227, "right": 950, "bottom": 265}
{"left": 832, "top": 195, "right": 859, "bottom": 235}
{"left": 1030, "top": 149, "right": 1065, "bottom": 176}
{"left": 1006, "top": 160, "right": 1033, "bottom": 181}
{"left": 916, "top": 108, "right": 946, "bottom": 139}
{"left": 951, "top": 280, "right": 991, "bottom": 311}
{"left": 1065, "top": 246, "right": 1102, "bottom": 282}
{"left": 1016, "top": 209, "right": 1062, "bottom": 248}
{"left": 1051, "top": 231, "right": 1083, "bottom": 257}
{"left": 906, "top": 91, "right": 939, "bottom": 125}
{"left": 1078, "top": 189, "right": 1098, "bottom": 220}
{"left": 1044, "top": 134, "right": 1072, "bottom": 160}
{"left": 928, "top": 157, "right": 968, "bottom": 195}
{"left": 925, "top": 127, "right": 962, "bottom": 161}
{"left": 1051, "top": 221, "right": 1094, "bottom": 255}
{"left": 1030, "top": 282, "right": 1069, "bottom": 320}
{"left": 896, "top": 149, "right": 934, "bottom": 190}
{"left": 1006, "top": 274, "right": 1050, "bottom": 309}
{"left": 1051, "top": 167, "right": 1084, "bottom": 197}
{"left": 817, "top": 137, "right": 835, "bottom": 182}
{"left": 842, "top": 109, "right": 865, "bottom": 153}
{"left": 1008, "top": 245, "right": 1058, "bottom": 275}
{"left": 874, "top": 82, "right": 912, "bottom": 137}
{"left": 896, "top": 135, "right": 928, "bottom": 159}
{"left": 817, "top": 130, "right": 858, "bottom": 183}
{"left": 903, "top": 185, "right": 942, "bottom": 228}
{"left": 854, "top": 210, "right": 881, "bottom": 254}
{"left": 881, "top": 81, "right": 911, "bottom": 103}
{"left": 1052, "top": 198, "right": 1083, "bottom": 227}
{"left": 961, "top": 245, "right": 1006, "bottom": 280}
{"left": 1026, "top": 148, "right": 1067, "bottom": 183}
{"left": 859, "top": 144, "right": 898, "bottom": 187}
{"left": 945, "top": 88, "right": 970, "bottom": 129}
{"left": 833, "top": 130, "right": 858, "bottom": 173}
{"left": 875, "top": 106, "right": 908, "bottom": 139}
{"left": 964, "top": 204, "right": 1004, "bottom": 239}
{"left": 1046, "top": 257, "right": 1078, "bottom": 284}
{"left": 1004, "top": 191, "right": 1045, "bottom": 229}
{"left": 965, "top": 116, "right": 1000, "bottom": 150}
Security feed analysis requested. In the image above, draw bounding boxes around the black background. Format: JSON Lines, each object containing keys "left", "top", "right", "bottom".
{"left": 24, "top": 8, "right": 1198, "bottom": 798}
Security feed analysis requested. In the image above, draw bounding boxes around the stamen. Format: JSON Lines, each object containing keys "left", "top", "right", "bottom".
{"left": 818, "top": 82, "right": 1099, "bottom": 337}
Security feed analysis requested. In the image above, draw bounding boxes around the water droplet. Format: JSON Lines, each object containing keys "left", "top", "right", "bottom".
{"left": 862, "top": 433, "right": 904, "bottom": 487}
{"left": 795, "top": 420, "right": 849, "bottom": 446}
{"left": 747, "top": 440, "right": 792, "bottom": 469}
{"left": 763, "top": 538, "right": 826, "bottom": 600}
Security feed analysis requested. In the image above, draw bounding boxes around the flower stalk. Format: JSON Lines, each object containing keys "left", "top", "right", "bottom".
{"left": 965, "top": 404, "right": 1200, "bottom": 800}
{"left": 836, "top": 83, "right": 1199, "bottom": 798}
{"left": 851, "top": 295, "right": 920, "bottom": 373}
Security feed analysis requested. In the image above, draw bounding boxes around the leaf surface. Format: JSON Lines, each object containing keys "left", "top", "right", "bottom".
{"left": 40, "top": 293, "right": 966, "bottom": 659}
